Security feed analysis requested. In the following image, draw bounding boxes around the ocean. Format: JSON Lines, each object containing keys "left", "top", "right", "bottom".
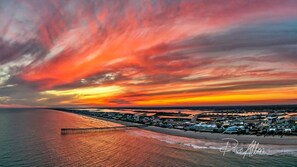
{"left": 0, "top": 108, "right": 296, "bottom": 167}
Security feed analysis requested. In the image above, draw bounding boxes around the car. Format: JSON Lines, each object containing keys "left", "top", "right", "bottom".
{"left": 266, "top": 127, "right": 277, "bottom": 135}
{"left": 223, "top": 126, "right": 238, "bottom": 134}
{"left": 284, "top": 128, "right": 292, "bottom": 134}
{"left": 268, "top": 127, "right": 276, "bottom": 132}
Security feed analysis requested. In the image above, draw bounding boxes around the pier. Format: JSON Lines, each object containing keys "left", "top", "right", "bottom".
{"left": 61, "top": 125, "right": 146, "bottom": 135}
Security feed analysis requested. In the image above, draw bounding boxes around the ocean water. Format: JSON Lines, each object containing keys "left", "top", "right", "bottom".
{"left": 0, "top": 109, "right": 296, "bottom": 167}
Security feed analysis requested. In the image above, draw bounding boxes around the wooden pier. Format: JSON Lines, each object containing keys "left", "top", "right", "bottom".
{"left": 61, "top": 125, "right": 145, "bottom": 135}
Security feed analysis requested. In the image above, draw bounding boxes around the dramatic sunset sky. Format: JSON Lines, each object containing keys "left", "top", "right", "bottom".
{"left": 1, "top": 0, "right": 297, "bottom": 107}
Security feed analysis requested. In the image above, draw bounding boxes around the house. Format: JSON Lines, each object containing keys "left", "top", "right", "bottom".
{"left": 159, "top": 116, "right": 192, "bottom": 122}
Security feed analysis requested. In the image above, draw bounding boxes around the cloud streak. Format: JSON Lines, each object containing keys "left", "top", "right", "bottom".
{"left": 1, "top": 0, "right": 297, "bottom": 107}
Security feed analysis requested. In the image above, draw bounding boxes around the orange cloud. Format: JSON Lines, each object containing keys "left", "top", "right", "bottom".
{"left": 1, "top": 0, "right": 297, "bottom": 107}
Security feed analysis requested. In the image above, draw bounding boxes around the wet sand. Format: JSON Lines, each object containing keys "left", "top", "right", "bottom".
{"left": 142, "top": 126, "right": 297, "bottom": 145}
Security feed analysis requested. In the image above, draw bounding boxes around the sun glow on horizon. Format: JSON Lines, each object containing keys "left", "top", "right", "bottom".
{"left": 43, "top": 86, "right": 124, "bottom": 101}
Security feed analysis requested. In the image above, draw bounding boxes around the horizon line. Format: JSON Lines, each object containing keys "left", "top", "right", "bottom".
{"left": 1, "top": 103, "right": 297, "bottom": 109}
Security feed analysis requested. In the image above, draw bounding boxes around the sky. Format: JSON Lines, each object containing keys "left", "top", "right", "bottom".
{"left": 1, "top": 0, "right": 297, "bottom": 107}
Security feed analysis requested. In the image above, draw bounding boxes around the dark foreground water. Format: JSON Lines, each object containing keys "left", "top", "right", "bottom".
{"left": 0, "top": 109, "right": 296, "bottom": 167}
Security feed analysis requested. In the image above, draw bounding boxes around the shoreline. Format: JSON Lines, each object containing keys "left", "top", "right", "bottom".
{"left": 55, "top": 109, "right": 297, "bottom": 145}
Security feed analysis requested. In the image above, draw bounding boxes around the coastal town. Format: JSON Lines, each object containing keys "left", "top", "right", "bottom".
{"left": 55, "top": 108, "right": 297, "bottom": 136}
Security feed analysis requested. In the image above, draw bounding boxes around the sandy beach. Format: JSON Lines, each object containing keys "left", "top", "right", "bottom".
{"left": 142, "top": 126, "right": 297, "bottom": 145}
{"left": 74, "top": 112, "right": 297, "bottom": 145}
